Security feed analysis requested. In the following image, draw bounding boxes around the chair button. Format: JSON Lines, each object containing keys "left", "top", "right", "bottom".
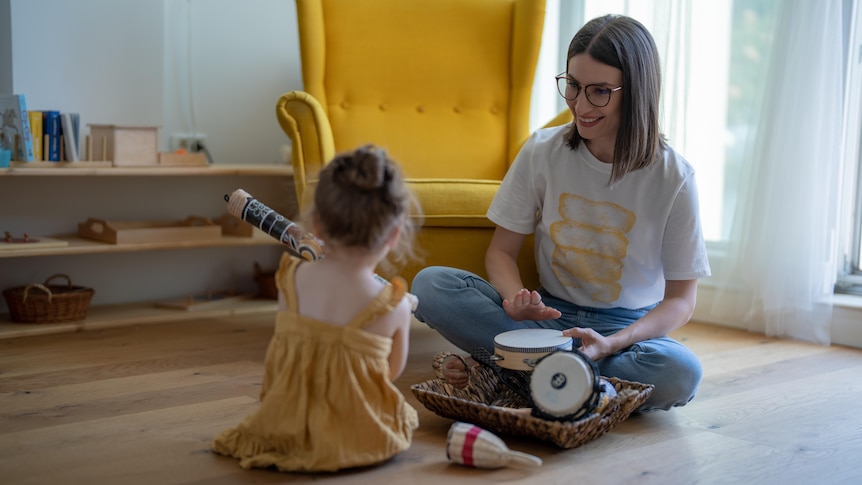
{"left": 453, "top": 106, "right": 461, "bottom": 114}
{"left": 379, "top": 103, "right": 387, "bottom": 111}
{"left": 417, "top": 105, "right": 425, "bottom": 113}
{"left": 340, "top": 101, "right": 350, "bottom": 109}
{"left": 490, "top": 106, "right": 499, "bottom": 115}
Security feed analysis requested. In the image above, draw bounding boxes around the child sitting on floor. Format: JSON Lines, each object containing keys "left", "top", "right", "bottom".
{"left": 213, "top": 144, "right": 422, "bottom": 472}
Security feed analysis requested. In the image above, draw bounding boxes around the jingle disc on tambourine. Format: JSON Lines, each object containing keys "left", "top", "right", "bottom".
{"left": 529, "top": 350, "right": 601, "bottom": 421}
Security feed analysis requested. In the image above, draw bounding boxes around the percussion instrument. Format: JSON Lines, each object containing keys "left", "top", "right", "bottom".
{"left": 491, "top": 329, "right": 573, "bottom": 371}
{"left": 446, "top": 422, "right": 542, "bottom": 469}
{"left": 472, "top": 328, "right": 604, "bottom": 421}
{"left": 529, "top": 349, "right": 601, "bottom": 421}
{"left": 224, "top": 188, "right": 324, "bottom": 261}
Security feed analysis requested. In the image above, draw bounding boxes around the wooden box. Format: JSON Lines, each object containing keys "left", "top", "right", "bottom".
{"left": 77, "top": 216, "right": 221, "bottom": 244}
{"left": 89, "top": 124, "right": 158, "bottom": 166}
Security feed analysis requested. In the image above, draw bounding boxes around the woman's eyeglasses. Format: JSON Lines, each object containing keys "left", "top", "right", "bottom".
{"left": 555, "top": 73, "right": 623, "bottom": 107}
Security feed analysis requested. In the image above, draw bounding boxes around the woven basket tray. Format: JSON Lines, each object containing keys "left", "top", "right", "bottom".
{"left": 411, "top": 356, "right": 653, "bottom": 449}
{"left": 3, "top": 274, "right": 95, "bottom": 324}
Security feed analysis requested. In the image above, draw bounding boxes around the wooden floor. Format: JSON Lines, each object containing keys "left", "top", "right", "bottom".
{"left": 1, "top": 314, "right": 860, "bottom": 484}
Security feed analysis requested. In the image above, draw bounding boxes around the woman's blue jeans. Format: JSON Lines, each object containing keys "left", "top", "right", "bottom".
{"left": 411, "top": 266, "right": 702, "bottom": 411}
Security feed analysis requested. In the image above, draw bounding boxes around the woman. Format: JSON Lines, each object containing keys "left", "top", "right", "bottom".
{"left": 411, "top": 14, "right": 710, "bottom": 411}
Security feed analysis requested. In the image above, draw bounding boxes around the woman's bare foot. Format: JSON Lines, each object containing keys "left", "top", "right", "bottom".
{"left": 442, "top": 354, "right": 476, "bottom": 389}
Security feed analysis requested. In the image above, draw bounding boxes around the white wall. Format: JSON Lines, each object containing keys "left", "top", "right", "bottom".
{"left": 7, "top": 0, "right": 302, "bottom": 166}
{"left": 1, "top": 0, "right": 301, "bottom": 308}
{"left": 161, "top": 0, "right": 302, "bottom": 165}
{"left": 0, "top": 0, "right": 12, "bottom": 94}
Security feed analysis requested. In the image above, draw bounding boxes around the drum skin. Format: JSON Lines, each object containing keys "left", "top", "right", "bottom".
{"left": 492, "top": 329, "right": 573, "bottom": 371}
{"left": 529, "top": 350, "right": 601, "bottom": 421}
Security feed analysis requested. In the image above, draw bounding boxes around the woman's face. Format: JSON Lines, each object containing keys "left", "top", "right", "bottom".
{"left": 565, "top": 53, "right": 623, "bottom": 162}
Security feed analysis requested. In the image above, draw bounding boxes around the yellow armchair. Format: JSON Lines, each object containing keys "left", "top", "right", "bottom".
{"left": 276, "top": 0, "right": 567, "bottom": 288}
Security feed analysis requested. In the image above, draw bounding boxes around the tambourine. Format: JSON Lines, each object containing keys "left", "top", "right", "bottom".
{"left": 491, "top": 329, "right": 573, "bottom": 371}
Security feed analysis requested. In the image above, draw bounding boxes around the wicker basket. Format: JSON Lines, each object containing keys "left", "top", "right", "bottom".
{"left": 3, "top": 274, "right": 95, "bottom": 323}
{"left": 411, "top": 353, "right": 654, "bottom": 449}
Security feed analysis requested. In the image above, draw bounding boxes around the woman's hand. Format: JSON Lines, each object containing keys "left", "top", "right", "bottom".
{"left": 563, "top": 279, "right": 699, "bottom": 361}
{"left": 563, "top": 326, "right": 616, "bottom": 361}
{"left": 502, "top": 288, "right": 562, "bottom": 321}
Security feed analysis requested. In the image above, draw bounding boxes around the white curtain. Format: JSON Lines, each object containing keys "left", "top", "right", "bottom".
{"left": 706, "top": 0, "right": 845, "bottom": 345}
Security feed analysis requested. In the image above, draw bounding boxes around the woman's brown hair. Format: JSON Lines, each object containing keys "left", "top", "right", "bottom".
{"left": 565, "top": 14, "right": 667, "bottom": 184}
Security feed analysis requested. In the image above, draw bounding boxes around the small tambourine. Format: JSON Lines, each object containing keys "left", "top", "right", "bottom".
{"left": 491, "top": 328, "right": 573, "bottom": 371}
{"left": 446, "top": 422, "right": 542, "bottom": 469}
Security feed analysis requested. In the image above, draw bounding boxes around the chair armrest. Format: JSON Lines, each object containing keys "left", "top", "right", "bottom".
{"left": 275, "top": 91, "right": 336, "bottom": 206}
{"left": 542, "top": 109, "right": 573, "bottom": 129}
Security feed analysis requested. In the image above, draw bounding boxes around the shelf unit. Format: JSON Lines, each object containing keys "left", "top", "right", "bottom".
{"left": 0, "top": 231, "right": 281, "bottom": 259}
{"left": 1, "top": 163, "right": 293, "bottom": 177}
{"left": 0, "top": 163, "right": 295, "bottom": 339}
{"left": 0, "top": 299, "right": 279, "bottom": 340}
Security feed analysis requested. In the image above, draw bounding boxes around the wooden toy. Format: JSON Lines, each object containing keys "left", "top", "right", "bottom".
{"left": 89, "top": 124, "right": 158, "bottom": 166}
{"left": 0, "top": 232, "right": 69, "bottom": 251}
{"left": 77, "top": 216, "right": 220, "bottom": 244}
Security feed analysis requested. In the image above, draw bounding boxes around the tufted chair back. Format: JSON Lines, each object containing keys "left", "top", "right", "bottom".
{"left": 277, "top": 0, "right": 558, "bottom": 286}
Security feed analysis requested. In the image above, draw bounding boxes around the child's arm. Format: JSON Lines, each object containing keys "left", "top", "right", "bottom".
{"left": 387, "top": 297, "right": 413, "bottom": 381}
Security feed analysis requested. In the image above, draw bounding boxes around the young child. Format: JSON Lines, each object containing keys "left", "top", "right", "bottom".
{"left": 213, "top": 145, "right": 422, "bottom": 472}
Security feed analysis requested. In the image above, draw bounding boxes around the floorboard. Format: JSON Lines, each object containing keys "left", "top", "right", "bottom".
{"left": 0, "top": 314, "right": 860, "bottom": 484}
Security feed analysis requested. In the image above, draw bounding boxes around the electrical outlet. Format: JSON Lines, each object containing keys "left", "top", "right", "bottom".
{"left": 171, "top": 133, "right": 207, "bottom": 152}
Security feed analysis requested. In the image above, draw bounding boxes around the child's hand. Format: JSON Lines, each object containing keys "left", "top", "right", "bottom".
{"left": 502, "top": 288, "right": 562, "bottom": 322}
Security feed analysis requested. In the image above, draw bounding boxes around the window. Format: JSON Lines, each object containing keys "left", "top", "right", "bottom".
{"left": 837, "top": 0, "right": 862, "bottom": 295}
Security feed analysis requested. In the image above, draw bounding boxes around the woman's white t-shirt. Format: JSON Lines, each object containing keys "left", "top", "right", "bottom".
{"left": 487, "top": 124, "right": 711, "bottom": 310}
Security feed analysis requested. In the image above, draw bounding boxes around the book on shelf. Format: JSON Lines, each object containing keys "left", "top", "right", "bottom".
{"left": 61, "top": 112, "right": 80, "bottom": 161}
{"left": 70, "top": 113, "right": 80, "bottom": 158}
{"left": 43, "top": 110, "right": 61, "bottom": 161}
{"left": 28, "top": 110, "right": 42, "bottom": 161}
{"left": 0, "top": 94, "right": 35, "bottom": 161}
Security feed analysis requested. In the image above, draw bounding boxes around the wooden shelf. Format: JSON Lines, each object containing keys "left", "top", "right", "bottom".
{"left": 0, "top": 230, "right": 282, "bottom": 258}
{"left": 0, "top": 163, "right": 294, "bottom": 177}
{"left": 0, "top": 299, "right": 278, "bottom": 340}
{"left": 0, "top": 164, "right": 293, "bottom": 334}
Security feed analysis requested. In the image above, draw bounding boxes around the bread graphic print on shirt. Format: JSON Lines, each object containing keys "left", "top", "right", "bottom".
{"left": 550, "top": 193, "right": 635, "bottom": 303}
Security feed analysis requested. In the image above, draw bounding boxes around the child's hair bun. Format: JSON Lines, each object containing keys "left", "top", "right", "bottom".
{"left": 309, "top": 144, "right": 422, "bottom": 272}
{"left": 333, "top": 145, "right": 390, "bottom": 192}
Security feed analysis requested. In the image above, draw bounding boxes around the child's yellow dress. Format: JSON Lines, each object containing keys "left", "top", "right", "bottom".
{"left": 212, "top": 254, "right": 419, "bottom": 472}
